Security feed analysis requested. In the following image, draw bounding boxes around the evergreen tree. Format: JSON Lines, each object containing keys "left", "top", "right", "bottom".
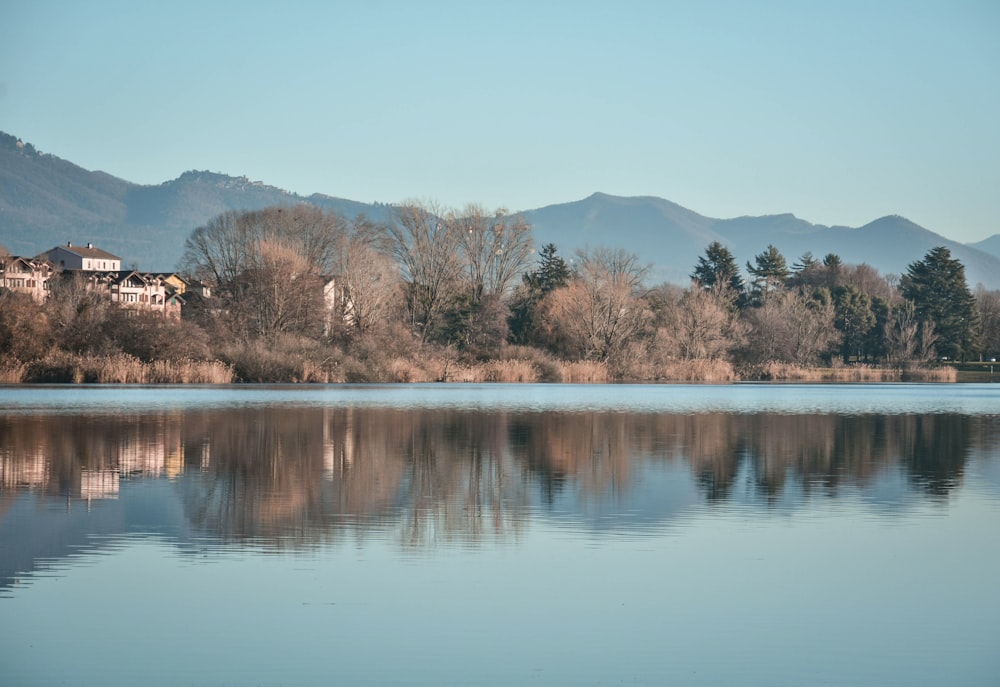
{"left": 691, "top": 241, "right": 745, "bottom": 309}
{"left": 833, "top": 285, "right": 876, "bottom": 363}
{"left": 746, "top": 245, "right": 789, "bottom": 305}
{"left": 788, "top": 252, "right": 823, "bottom": 289}
{"left": 532, "top": 243, "right": 571, "bottom": 294}
{"left": 792, "top": 251, "right": 817, "bottom": 272}
{"left": 692, "top": 242, "right": 743, "bottom": 291}
{"left": 508, "top": 243, "right": 570, "bottom": 345}
{"left": 823, "top": 253, "right": 845, "bottom": 290}
{"left": 899, "top": 246, "right": 980, "bottom": 360}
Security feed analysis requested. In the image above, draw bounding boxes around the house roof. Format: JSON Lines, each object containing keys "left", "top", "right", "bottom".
{"left": 2, "top": 255, "right": 54, "bottom": 271}
{"left": 49, "top": 243, "right": 121, "bottom": 261}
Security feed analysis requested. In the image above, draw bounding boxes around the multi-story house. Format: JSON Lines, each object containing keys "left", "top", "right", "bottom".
{"left": 84, "top": 271, "right": 183, "bottom": 318}
{"left": 41, "top": 242, "right": 122, "bottom": 272}
{"left": 0, "top": 255, "right": 53, "bottom": 302}
{"left": 32, "top": 243, "right": 183, "bottom": 317}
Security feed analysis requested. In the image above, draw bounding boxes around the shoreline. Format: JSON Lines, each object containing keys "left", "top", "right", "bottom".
{"left": 0, "top": 354, "right": 963, "bottom": 385}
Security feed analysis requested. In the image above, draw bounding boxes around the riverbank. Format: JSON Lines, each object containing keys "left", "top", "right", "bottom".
{"left": 0, "top": 351, "right": 959, "bottom": 384}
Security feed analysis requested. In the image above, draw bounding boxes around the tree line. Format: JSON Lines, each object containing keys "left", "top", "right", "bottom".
{"left": 1, "top": 203, "right": 997, "bottom": 382}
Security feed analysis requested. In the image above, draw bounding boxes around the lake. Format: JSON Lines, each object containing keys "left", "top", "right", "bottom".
{"left": 1, "top": 383, "right": 998, "bottom": 686}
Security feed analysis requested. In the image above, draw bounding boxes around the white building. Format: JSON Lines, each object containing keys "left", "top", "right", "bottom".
{"left": 41, "top": 242, "right": 122, "bottom": 272}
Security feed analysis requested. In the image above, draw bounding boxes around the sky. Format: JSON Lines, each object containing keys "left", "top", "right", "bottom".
{"left": 1, "top": 0, "right": 998, "bottom": 242}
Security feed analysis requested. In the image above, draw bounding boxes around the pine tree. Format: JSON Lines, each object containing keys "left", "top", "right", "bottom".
{"left": 508, "top": 243, "right": 570, "bottom": 345}
{"left": 899, "top": 246, "right": 980, "bottom": 361}
{"left": 691, "top": 241, "right": 744, "bottom": 305}
{"left": 533, "top": 243, "right": 571, "bottom": 294}
{"left": 746, "top": 244, "right": 789, "bottom": 305}
{"left": 834, "top": 285, "right": 876, "bottom": 362}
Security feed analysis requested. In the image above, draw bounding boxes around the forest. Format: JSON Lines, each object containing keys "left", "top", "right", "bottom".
{"left": 1, "top": 203, "right": 997, "bottom": 384}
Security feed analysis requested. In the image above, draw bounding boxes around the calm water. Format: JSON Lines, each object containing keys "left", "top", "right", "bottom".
{"left": 1, "top": 383, "right": 998, "bottom": 686}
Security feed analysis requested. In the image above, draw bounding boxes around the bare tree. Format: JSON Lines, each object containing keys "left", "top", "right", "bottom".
{"left": 180, "top": 205, "right": 345, "bottom": 285}
{"left": 180, "top": 206, "right": 346, "bottom": 339}
{"left": 46, "top": 272, "right": 113, "bottom": 354}
{"left": 974, "top": 286, "right": 1000, "bottom": 359}
{"left": 842, "top": 263, "right": 897, "bottom": 303}
{"left": 539, "top": 247, "right": 651, "bottom": 363}
{"left": 227, "top": 240, "right": 326, "bottom": 338}
{"left": 383, "top": 202, "right": 464, "bottom": 341}
{"left": 883, "top": 300, "right": 937, "bottom": 366}
{"left": 332, "top": 218, "right": 401, "bottom": 336}
{"left": 741, "top": 289, "right": 838, "bottom": 365}
{"left": 0, "top": 290, "right": 52, "bottom": 360}
{"left": 452, "top": 205, "right": 534, "bottom": 302}
{"left": 660, "top": 284, "right": 745, "bottom": 360}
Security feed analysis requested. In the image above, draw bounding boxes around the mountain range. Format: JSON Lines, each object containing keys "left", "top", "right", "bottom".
{"left": 3, "top": 130, "right": 1000, "bottom": 289}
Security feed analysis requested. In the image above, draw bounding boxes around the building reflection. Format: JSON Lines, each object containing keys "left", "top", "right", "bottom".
{"left": 0, "top": 413, "right": 183, "bottom": 502}
{"left": 0, "top": 407, "right": 989, "bottom": 548}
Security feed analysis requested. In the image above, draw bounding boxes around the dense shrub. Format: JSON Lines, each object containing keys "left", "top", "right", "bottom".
{"left": 105, "top": 310, "right": 212, "bottom": 362}
{"left": 0, "top": 290, "right": 53, "bottom": 360}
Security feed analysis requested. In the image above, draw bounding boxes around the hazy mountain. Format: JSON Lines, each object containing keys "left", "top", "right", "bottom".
{"left": 526, "top": 194, "right": 1000, "bottom": 289}
{"left": 0, "top": 132, "right": 383, "bottom": 269}
{"left": 3, "top": 131, "right": 999, "bottom": 288}
{"left": 970, "top": 234, "right": 1000, "bottom": 262}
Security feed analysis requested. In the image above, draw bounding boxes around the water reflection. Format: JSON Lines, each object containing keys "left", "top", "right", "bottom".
{"left": 4, "top": 389, "right": 999, "bottom": 687}
{"left": 2, "top": 406, "right": 995, "bottom": 551}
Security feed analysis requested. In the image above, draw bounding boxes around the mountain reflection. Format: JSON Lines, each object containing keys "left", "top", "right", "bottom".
{"left": 0, "top": 407, "right": 990, "bottom": 549}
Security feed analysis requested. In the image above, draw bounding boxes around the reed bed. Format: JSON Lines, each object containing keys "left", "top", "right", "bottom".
{"left": 655, "top": 358, "right": 739, "bottom": 382}
{"left": 449, "top": 359, "right": 541, "bottom": 383}
{"left": 5, "top": 347, "right": 958, "bottom": 385}
{"left": 900, "top": 366, "right": 957, "bottom": 382}
{"left": 556, "top": 360, "right": 610, "bottom": 383}
{"left": 0, "top": 362, "right": 28, "bottom": 384}
{"left": 20, "top": 353, "right": 237, "bottom": 384}
{"left": 744, "top": 361, "right": 957, "bottom": 382}
{"left": 147, "top": 360, "right": 236, "bottom": 384}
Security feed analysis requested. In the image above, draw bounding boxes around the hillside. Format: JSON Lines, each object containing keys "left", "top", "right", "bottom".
{"left": 526, "top": 196, "right": 1000, "bottom": 289}
{"left": 0, "top": 132, "right": 382, "bottom": 269}
{"left": 970, "top": 234, "right": 1000, "bottom": 262}
{"left": 2, "top": 131, "right": 999, "bottom": 288}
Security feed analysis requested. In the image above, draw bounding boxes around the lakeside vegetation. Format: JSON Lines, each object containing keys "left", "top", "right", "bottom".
{"left": 1, "top": 204, "right": 996, "bottom": 384}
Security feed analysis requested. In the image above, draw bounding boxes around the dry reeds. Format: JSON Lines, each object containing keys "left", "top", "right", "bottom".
{"left": 743, "top": 361, "right": 957, "bottom": 382}
{"left": 654, "top": 358, "right": 739, "bottom": 382}
{"left": 220, "top": 337, "right": 343, "bottom": 383}
{"left": 900, "top": 366, "right": 957, "bottom": 382}
{"left": 21, "top": 353, "right": 237, "bottom": 384}
{"left": 556, "top": 360, "right": 610, "bottom": 383}
{"left": 441, "top": 359, "right": 541, "bottom": 383}
{"left": 147, "top": 360, "right": 236, "bottom": 384}
{"left": 0, "top": 361, "right": 28, "bottom": 384}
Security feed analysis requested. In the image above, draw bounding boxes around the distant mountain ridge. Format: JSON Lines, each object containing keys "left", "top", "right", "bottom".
{"left": 522, "top": 193, "right": 1000, "bottom": 289}
{"left": 0, "top": 132, "right": 382, "bottom": 269}
{"left": 3, "top": 131, "right": 1000, "bottom": 288}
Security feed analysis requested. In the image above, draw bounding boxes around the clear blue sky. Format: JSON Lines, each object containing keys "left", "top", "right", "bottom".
{"left": 2, "top": 0, "right": 998, "bottom": 242}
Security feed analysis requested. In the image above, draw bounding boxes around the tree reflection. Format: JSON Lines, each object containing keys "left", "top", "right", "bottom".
{"left": 0, "top": 406, "right": 987, "bottom": 548}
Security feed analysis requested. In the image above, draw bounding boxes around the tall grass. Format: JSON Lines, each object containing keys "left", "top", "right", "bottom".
{"left": 447, "top": 359, "right": 541, "bottom": 383}
{"left": 0, "top": 361, "right": 28, "bottom": 384}
{"left": 21, "top": 353, "right": 236, "bottom": 384}
{"left": 743, "top": 361, "right": 957, "bottom": 382}
{"left": 5, "top": 343, "right": 958, "bottom": 385}
{"left": 219, "top": 338, "right": 341, "bottom": 383}
{"left": 147, "top": 360, "right": 235, "bottom": 384}
{"left": 654, "top": 358, "right": 739, "bottom": 382}
{"left": 556, "top": 360, "right": 610, "bottom": 383}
